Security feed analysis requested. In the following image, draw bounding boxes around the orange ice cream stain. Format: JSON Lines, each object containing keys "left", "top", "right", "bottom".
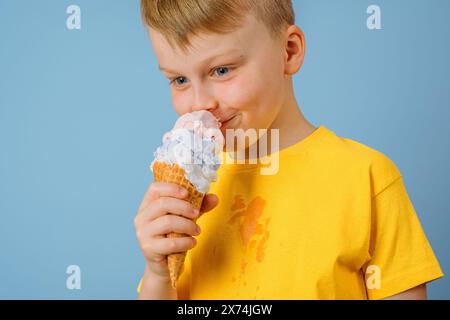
{"left": 227, "top": 194, "right": 271, "bottom": 287}
{"left": 256, "top": 219, "right": 271, "bottom": 262}
{"left": 231, "top": 195, "right": 246, "bottom": 211}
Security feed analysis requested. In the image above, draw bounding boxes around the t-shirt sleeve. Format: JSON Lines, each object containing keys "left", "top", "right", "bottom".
{"left": 136, "top": 252, "right": 191, "bottom": 299}
{"left": 363, "top": 169, "right": 444, "bottom": 300}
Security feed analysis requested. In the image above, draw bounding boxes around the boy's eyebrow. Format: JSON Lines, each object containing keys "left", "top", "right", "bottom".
{"left": 159, "top": 50, "right": 244, "bottom": 74}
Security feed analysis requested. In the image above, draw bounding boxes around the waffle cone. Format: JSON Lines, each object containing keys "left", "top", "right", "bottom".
{"left": 152, "top": 161, "right": 205, "bottom": 289}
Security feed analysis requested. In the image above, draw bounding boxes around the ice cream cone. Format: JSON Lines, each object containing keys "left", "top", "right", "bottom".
{"left": 152, "top": 161, "right": 205, "bottom": 288}
{"left": 150, "top": 110, "right": 223, "bottom": 289}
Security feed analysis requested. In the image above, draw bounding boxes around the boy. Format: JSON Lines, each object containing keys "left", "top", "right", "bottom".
{"left": 134, "top": 0, "right": 443, "bottom": 299}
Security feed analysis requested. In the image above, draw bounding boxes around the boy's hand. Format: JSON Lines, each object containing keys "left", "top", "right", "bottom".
{"left": 134, "top": 181, "right": 219, "bottom": 281}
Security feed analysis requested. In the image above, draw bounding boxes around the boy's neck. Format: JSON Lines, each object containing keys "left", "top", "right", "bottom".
{"left": 246, "top": 82, "right": 315, "bottom": 158}
{"left": 269, "top": 98, "right": 315, "bottom": 153}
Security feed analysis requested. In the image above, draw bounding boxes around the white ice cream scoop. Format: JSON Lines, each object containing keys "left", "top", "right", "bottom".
{"left": 151, "top": 110, "right": 225, "bottom": 193}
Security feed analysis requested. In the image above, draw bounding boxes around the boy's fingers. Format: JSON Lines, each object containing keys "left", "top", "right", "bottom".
{"left": 139, "top": 196, "right": 198, "bottom": 221}
{"left": 152, "top": 236, "right": 197, "bottom": 255}
{"left": 198, "top": 194, "right": 219, "bottom": 218}
{"left": 139, "top": 182, "right": 188, "bottom": 212}
{"left": 149, "top": 214, "right": 200, "bottom": 237}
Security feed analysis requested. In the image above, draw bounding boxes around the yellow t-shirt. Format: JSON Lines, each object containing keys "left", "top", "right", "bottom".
{"left": 138, "top": 125, "right": 443, "bottom": 299}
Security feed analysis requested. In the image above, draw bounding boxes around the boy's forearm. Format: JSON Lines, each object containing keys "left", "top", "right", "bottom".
{"left": 138, "top": 265, "right": 178, "bottom": 300}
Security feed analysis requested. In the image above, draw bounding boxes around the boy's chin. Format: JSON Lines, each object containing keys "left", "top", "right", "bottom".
{"left": 222, "top": 140, "right": 258, "bottom": 154}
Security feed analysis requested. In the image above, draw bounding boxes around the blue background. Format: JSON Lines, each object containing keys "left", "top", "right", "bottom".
{"left": 0, "top": 0, "right": 449, "bottom": 299}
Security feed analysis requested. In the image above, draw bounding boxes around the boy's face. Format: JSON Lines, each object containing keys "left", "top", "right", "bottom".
{"left": 149, "top": 12, "right": 290, "bottom": 143}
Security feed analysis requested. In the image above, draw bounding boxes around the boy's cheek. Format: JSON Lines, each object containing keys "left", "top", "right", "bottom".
{"left": 220, "top": 77, "right": 259, "bottom": 108}
{"left": 170, "top": 92, "right": 191, "bottom": 114}
{"left": 168, "top": 76, "right": 259, "bottom": 115}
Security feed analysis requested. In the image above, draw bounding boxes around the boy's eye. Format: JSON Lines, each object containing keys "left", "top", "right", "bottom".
{"left": 169, "top": 66, "right": 232, "bottom": 87}
{"left": 173, "top": 76, "right": 188, "bottom": 86}
{"left": 213, "top": 67, "right": 230, "bottom": 77}
{"left": 214, "top": 67, "right": 230, "bottom": 77}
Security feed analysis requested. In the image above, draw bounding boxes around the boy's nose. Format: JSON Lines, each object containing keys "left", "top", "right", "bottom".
{"left": 191, "top": 86, "right": 218, "bottom": 112}
{"left": 191, "top": 103, "right": 218, "bottom": 113}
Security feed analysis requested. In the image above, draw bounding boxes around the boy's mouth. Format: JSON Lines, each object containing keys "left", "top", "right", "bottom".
{"left": 220, "top": 114, "right": 239, "bottom": 130}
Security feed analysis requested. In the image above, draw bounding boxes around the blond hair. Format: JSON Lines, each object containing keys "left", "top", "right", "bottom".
{"left": 141, "top": 0, "right": 295, "bottom": 52}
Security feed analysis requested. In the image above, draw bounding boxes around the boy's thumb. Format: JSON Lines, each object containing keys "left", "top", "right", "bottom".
{"left": 198, "top": 193, "right": 219, "bottom": 217}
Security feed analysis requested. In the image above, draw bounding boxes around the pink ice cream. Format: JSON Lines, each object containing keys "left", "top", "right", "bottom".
{"left": 163, "top": 110, "right": 223, "bottom": 142}
{"left": 174, "top": 110, "right": 222, "bottom": 131}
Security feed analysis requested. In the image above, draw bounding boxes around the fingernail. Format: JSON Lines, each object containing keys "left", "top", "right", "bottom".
{"left": 195, "top": 225, "right": 201, "bottom": 234}
{"left": 192, "top": 208, "right": 200, "bottom": 216}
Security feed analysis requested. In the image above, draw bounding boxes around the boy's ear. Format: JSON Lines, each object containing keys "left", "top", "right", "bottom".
{"left": 283, "top": 25, "right": 306, "bottom": 75}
